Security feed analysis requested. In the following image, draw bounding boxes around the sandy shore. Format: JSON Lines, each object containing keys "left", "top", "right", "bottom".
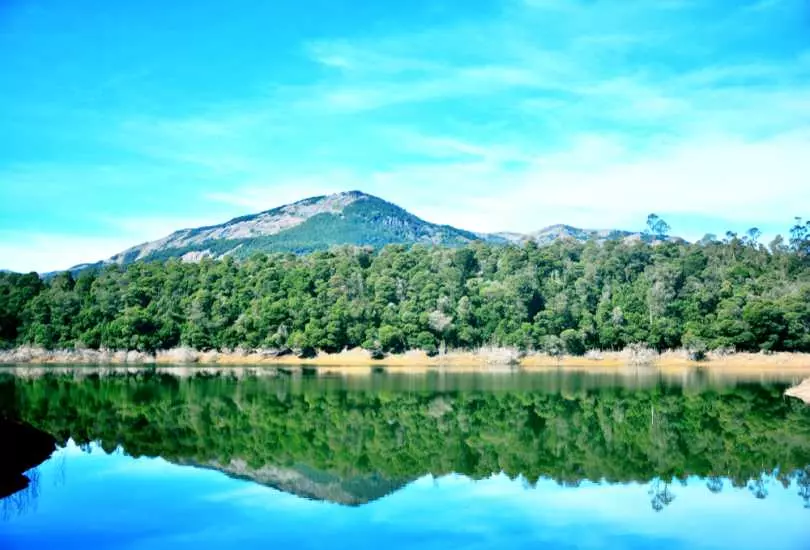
{"left": 1, "top": 346, "right": 809, "bottom": 370}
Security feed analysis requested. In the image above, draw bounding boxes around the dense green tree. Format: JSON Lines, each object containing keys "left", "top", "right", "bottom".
{"left": 0, "top": 272, "right": 43, "bottom": 348}
{"left": 646, "top": 213, "right": 671, "bottom": 239}
{"left": 0, "top": 221, "right": 808, "bottom": 355}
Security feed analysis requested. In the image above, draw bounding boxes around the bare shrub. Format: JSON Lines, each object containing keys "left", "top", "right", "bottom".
{"left": 478, "top": 346, "right": 522, "bottom": 365}
{"left": 711, "top": 346, "right": 736, "bottom": 358}
{"left": 623, "top": 343, "right": 659, "bottom": 366}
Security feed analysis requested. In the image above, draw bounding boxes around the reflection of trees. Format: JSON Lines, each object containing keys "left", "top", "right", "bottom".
{"left": 51, "top": 449, "right": 67, "bottom": 493}
{"left": 797, "top": 467, "right": 810, "bottom": 509}
{"left": 649, "top": 478, "right": 676, "bottom": 512}
{"left": 4, "top": 373, "right": 810, "bottom": 510}
{"left": 1, "top": 468, "right": 39, "bottom": 521}
{"left": 706, "top": 476, "right": 724, "bottom": 494}
{"left": 0, "top": 416, "right": 55, "bottom": 517}
{"left": 748, "top": 474, "right": 769, "bottom": 500}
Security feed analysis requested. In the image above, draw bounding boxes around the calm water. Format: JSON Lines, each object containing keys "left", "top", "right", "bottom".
{"left": 2, "top": 366, "right": 810, "bottom": 549}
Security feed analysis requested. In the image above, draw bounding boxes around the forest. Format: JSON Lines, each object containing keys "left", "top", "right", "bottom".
{"left": 0, "top": 218, "right": 809, "bottom": 356}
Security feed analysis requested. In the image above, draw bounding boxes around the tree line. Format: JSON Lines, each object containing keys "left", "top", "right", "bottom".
{"left": 0, "top": 217, "right": 808, "bottom": 356}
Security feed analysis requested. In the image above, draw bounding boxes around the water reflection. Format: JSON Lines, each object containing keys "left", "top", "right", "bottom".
{"left": 3, "top": 442, "right": 810, "bottom": 550}
{"left": 1, "top": 367, "right": 809, "bottom": 548}
{"left": 0, "top": 468, "right": 39, "bottom": 521}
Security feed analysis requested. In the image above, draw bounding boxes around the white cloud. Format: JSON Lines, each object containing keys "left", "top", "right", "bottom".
{"left": 0, "top": 232, "right": 135, "bottom": 273}
{"left": 744, "top": 0, "right": 787, "bottom": 11}
{"left": 0, "top": 214, "right": 233, "bottom": 272}
{"left": 306, "top": 41, "right": 440, "bottom": 74}
{"left": 204, "top": 172, "right": 357, "bottom": 210}
{"left": 348, "top": 131, "right": 810, "bottom": 237}
{"left": 388, "top": 130, "right": 534, "bottom": 164}
{"left": 103, "top": 215, "right": 230, "bottom": 239}
{"left": 5, "top": 0, "right": 807, "bottom": 268}
{"left": 185, "top": 126, "right": 810, "bottom": 242}
{"left": 299, "top": 65, "right": 548, "bottom": 114}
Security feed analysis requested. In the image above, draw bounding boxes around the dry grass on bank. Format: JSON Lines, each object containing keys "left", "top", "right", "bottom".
{"left": 1, "top": 345, "right": 810, "bottom": 370}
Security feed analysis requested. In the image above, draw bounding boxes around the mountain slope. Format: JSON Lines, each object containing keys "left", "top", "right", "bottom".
{"left": 530, "top": 224, "right": 635, "bottom": 245}
{"left": 109, "top": 190, "right": 480, "bottom": 264}
{"left": 58, "top": 190, "right": 680, "bottom": 271}
{"left": 491, "top": 224, "right": 679, "bottom": 246}
{"left": 182, "top": 459, "right": 410, "bottom": 506}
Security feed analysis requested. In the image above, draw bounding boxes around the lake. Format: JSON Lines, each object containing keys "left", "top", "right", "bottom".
{"left": 1, "top": 366, "right": 810, "bottom": 549}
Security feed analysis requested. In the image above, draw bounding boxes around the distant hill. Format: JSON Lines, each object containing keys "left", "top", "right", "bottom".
{"left": 55, "top": 190, "right": 678, "bottom": 271}
{"left": 491, "top": 224, "right": 667, "bottom": 246}
{"left": 106, "top": 190, "right": 481, "bottom": 265}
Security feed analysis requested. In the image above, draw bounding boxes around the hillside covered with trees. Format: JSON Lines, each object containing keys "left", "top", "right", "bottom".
{"left": 1, "top": 218, "right": 809, "bottom": 356}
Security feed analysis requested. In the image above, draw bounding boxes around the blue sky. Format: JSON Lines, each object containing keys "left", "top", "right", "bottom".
{"left": 1, "top": 0, "right": 809, "bottom": 271}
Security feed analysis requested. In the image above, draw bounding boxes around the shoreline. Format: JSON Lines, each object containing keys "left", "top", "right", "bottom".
{"left": 1, "top": 346, "right": 810, "bottom": 369}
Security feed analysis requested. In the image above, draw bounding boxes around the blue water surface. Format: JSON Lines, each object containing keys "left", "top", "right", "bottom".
{"left": 2, "top": 441, "right": 808, "bottom": 550}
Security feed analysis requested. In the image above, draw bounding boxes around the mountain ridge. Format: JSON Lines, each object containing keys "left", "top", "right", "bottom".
{"left": 56, "top": 190, "right": 676, "bottom": 272}
{"left": 178, "top": 458, "right": 410, "bottom": 506}
{"left": 107, "top": 190, "right": 481, "bottom": 265}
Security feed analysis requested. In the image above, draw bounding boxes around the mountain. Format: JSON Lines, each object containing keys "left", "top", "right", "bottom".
{"left": 494, "top": 224, "right": 681, "bottom": 246}
{"left": 60, "top": 190, "right": 677, "bottom": 271}
{"left": 181, "top": 459, "right": 410, "bottom": 506}
{"left": 107, "top": 190, "right": 481, "bottom": 265}
{"left": 509, "top": 224, "right": 640, "bottom": 245}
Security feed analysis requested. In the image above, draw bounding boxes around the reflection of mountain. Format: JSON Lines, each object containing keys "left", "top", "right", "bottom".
{"left": 2, "top": 372, "right": 810, "bottom": 508}
{"left": 0, "top": 419, "right": 55, "bottom": 500}
{"left": 181, "top": 460, "right": 410, "bottom": 506}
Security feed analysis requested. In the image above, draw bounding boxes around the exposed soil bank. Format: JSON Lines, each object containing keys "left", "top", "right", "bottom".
{"left": 1, "top": 346, "right": 809, "bottom": 369}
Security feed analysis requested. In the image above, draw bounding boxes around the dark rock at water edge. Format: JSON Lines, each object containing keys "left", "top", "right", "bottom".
{"left": 0, "top": 419, "right": 57, "bottom": 500}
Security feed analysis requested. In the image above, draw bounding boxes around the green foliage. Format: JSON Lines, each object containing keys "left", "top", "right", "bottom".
{"left": 560, "top": 329, "right": 586, "bottom": 356}
{"left": 0, "top": 272, "right": 43, "bottom": 348}
{"left": 646, "top": 213, "right": 671, "bottom": 239}
{"left": 540, "top": 334, "right": 564, "bottom": 357}
{"left": 4, "top": 373, "right": 810, "bottom": 495}
{"left": 136, "top": 196, "right": 479, "bottom": 261}
{"left": 1, "top": 234, "right": 809, "bottom": 354}
{"left": 790, "top": 217, "right": 810, "bottom": 260}
{"left": 682, "top": 329, "right": 708, "bottom": 361}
